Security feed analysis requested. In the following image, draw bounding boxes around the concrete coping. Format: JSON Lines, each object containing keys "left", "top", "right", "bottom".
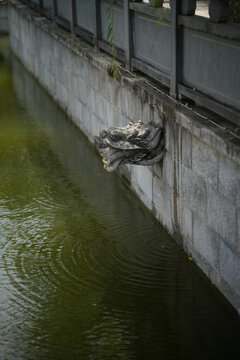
{"left": 11, "top": 0, "right": 240, "bottom": 166}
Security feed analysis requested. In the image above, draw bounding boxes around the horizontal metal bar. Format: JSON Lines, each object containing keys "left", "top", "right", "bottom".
{"left": 98, "top": 40, "right": 126, "bottom": 62}
{"left": 178, "top": 84, "right": 240, "bottom": 126}
{"left": 131, "top": 58, "right": 170, "bottom": 88}
{"left": 40, "top": 7, "right": 53, "bottom": 20}
{"left": 74, "top": 26, "right": 95, "bottom": 45}
{"left": 178, "top": 15, "right": 240, "bottom": 41}
{"left": 55, "top": 16, "right": 71, "bottom": 31}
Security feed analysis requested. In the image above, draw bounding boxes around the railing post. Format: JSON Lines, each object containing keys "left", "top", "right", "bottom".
{"left": 38, "top": 0, "right": 42, "bottom": 13}
{"left": 170, "top": 0, "right": 182, "bottom": 99}
{"left": 93, "top": 0, "right": 101, "bottom": 50}
{"left": 52, "top": 0, "right": 57, "bottom": 21}
{"left": 70, "top": 0, "right": 76, "bottom": 37}
{"left": 124, "top": 0, "right": 131, "bottom": 70}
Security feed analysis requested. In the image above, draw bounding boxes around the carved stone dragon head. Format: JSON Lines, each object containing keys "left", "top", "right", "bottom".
{"left": 94, "top": 120, "right": 165, "bottom": 172}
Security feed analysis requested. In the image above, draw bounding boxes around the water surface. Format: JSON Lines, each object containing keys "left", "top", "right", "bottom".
{"left": 0, "top": 37, "right": 240, "bottom": 360}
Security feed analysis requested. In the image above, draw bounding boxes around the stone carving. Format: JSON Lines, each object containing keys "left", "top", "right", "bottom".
{"left": 94, "top": 121, "right": 165, "bottom": 172}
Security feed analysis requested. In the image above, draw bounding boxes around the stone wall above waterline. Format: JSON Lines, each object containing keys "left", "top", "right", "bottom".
{"left": 8, "top": 1, "right": 240, "bottom": 313}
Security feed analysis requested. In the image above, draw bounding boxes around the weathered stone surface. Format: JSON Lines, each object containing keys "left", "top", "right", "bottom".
{"left": 95, "top": 93, "right": 108, "bottom": 122}
{"left": 108, "top": 78, "right": 122, "bottom": 111}
{"left": 192, "top": 137, "right": 218, "bottom": 187}
{"left": 162, "top": 151, "right": 175, "bottom": 188}
{"left": 193, "top": 217, "right": 220, "bottom": 271}
{"left": 182, "top": 166, "right": 207, "bottom": 217}
{"left": 132, "top": 165, "right": 153, "bottom": 210}
{"left": 182, "top": 128, "right": 192, "bottom": 168}
{"left": 218, "top": 155, "right": 240, "bottom": 208}
{"left": 207, "top": 187, "right": 237, "bottom": 248}
{"left": 153, "top": 179, "right": 174, "bottom": 234}
{"left": 153, "top": 177, "right": 174, "bottom": 220}
{"left": 121, "top": 89, "right": 142, "bottom": 121}
{"left": 154, "top": 151, "right": 174, "bottom": 188}
{"left": 165, "top": 119, "right": 175, "bottom": 155}
{"left": 178, "top": 199, "right": 193, "bottom": 242}
{"left": 238, "top": 211, "right": 240, "bottom": 253}
{"left": 220, "top": 242, "right": 240, "bottom": 296}
{"left": 75, "top": 99, "right": 83, "bottom": 124}
{"left": 112, "top": 107, "right": 128, "bottom": 128}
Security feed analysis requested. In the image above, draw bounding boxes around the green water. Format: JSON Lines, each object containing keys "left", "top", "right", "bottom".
{"left": 0, "top": 37, "right": 240, "bottom": 360}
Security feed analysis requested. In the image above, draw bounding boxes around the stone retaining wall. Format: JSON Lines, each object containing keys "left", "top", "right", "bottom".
{"left": 8, "top": 1, "right": 240, "bottom": 313}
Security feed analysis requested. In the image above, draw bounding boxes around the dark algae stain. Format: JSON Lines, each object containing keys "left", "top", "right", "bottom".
{"left": 0, "top": 37, "right": 240, "bottom": 360}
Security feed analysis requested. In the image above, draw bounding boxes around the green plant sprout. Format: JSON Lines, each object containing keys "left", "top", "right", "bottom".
{"left": 106, "top": 5, "right": 121, "bottom": 80}
{"left": 152, "top": 0, "right": 169, "bottom": 26}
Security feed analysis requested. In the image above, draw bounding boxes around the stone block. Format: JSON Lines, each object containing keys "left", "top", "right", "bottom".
{"left": 165, "top": 120, "right": 176, "bottom": 156}
{"left": 154, "top": 151, "right": 174, "bottom": 188}
{"left": 66, "top": 91, "right": 76, "bottom": 119}
{"left": 106, "top": 102, "right": 115, "bottom": 128}
{"left": 108, "top": 78, "right": 122, "bottom": 111}
{"left": 57, "top": 62, "right": 69, "bottom": 86}
{"left": 112, "top": 108, "right": 128, "bottom": 128}
{"left": 192, "top": 137, "right": 218, "bottom": 187}
{"left": 153, "top": 177, "right": 173, "bottom": 221}
{"left": 141, "top": 103, "right": 151, "bottom": 123}
{"left": 86, "top": 87, "right": 96, "bottom": 114}
{"left": 181, "top": 128, "right": 192, "bottom": 169}
{"left": 95, "top": 94, "right": 108, "bottom": 125}
{"left": 98, "top": 71, "right": 110, "bottom": 101}
{"left": 54, "top": 42, "right": 66, "bottom": 65}
{"left": 42, "top": 66, "right": 51, "bottom": 91}
{"left": 88, "top": 65, "right": 100, "bottom": 92}
{"left": 155, "top": 208, "right": 174, "bottom": 236}
{"left": 238, "top": 211, "right": 240, "bottom": 253}
{"left": 66, "top": 50, "right": 73, "bottom": 73}
{"left": 178, "top": 199, "right": 193, "bottom": 242}
{"left": 72, "top": 54, "right": 84, "bottom": 78}
{"left": 193, "top": 216, "right": 220, "bottom": 271}
{"left": 91, "top": 113, "right": 102, "bottom": 138}
{"left": 207, "top": 187, "right": 237, "bottom": 249}
{"left": 75, "top": 99, "right": 83, "bottom": 124}
{"left": 218, "top": 155, "right": 240, "bottom": 208}
{"left": 162, "top": 151, "right": 175, "bottom": 188}
{"left": 44, "top": 51, "right": 53, "bottom": 73}
{"left": 121, "top": 89, "right": 142, "bottom": 122}
{"left": 220, "top": 242, "right": 240, "bottom": 296}
{"left": 72, "top": 75, "right": 79, "bottom": 95}
{"left": 151, "top": 106, "right": 164, "bottom": 127}
{"left": 60, "top": 83, "right": 68, "bottom": 108}
{"left": 131, "top": 165, "right": 153, "bottom": 210}
{"left": 81, "top": 105, "right": 91, "bottom": 135}
{"left": 77, "top": 78, "right": 88, "bottom": 105}
{"left": 182, "top": 166, "right": 207, "bottom": 218}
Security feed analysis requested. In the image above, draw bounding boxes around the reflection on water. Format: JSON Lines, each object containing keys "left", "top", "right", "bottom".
{"left": 0, "top": 36, "right": 240, "bottom": 360}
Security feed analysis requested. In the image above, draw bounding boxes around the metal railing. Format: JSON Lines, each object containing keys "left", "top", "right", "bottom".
{"left": 18, "top": 0, "right": 240, "bottom": 125}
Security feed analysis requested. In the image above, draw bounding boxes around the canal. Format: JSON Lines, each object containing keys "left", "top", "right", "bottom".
{"left": 0, "top": 36, "right": 240, "bottom": 360}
